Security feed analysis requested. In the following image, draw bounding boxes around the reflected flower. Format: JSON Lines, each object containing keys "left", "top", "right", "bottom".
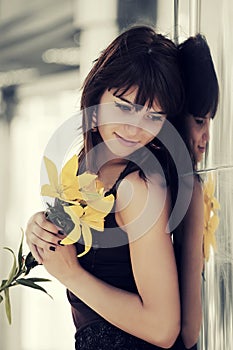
{"left": 203, "top": 173, "right": 220, "bottom": 261}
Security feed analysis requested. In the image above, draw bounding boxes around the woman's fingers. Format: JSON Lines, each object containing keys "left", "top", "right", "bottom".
{"left": 35, "top": 212, "right": 59, "bottom": 234}
{"left": 25, "top": 211, "right": 63, "bottom": 253}
{"left": 31, "top": 223, "right": 60, "bottom": 246}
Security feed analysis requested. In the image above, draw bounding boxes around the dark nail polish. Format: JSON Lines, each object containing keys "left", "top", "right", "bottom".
{"left": 58, "top": 230, "right": 64, "bottom": 235}
{"left": 49, "top": 246, "right": 56, "bottom": 251}
{"left": 58, "top": 240, "right": 64, "bottom": 246}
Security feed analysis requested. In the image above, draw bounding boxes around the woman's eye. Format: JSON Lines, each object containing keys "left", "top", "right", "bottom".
{"left": 114, "top": 102, "right": 132, "bottom": 112}
{"left": 194, "top": 118, "right": 205, "bottom": 125}
{"left": 146, "top": 114, "right": 164, "bottom": 122}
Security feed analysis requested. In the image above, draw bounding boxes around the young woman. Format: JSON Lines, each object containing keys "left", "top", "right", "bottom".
{"left": 172, "top": 34, "right": 219, "bottom": 350}
{"left": 26, "top": 25, "right": 185, "bottom": 349}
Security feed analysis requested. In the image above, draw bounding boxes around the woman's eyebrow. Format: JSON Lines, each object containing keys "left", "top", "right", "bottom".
{"left": 115, "top": 95, "right": 166, "bottom": 114}
{"left": 115, "top": 95, "right": 134, "bottom": 105}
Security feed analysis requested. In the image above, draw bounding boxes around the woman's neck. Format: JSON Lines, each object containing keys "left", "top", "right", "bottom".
{"left": 97, "top": 160, "right": 128, "bottom": 191}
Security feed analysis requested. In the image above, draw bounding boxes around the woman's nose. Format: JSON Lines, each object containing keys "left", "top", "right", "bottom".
{"left": 124, "top": 123, "right": 140, "bottom": 136}
{"left": 203, "top": 125, "right": 210, "bottom": 142}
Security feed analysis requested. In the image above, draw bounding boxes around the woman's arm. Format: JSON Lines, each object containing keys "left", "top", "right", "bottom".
{"left": 27, "top": 173, "right": 180, "bottom": 348}
{"left": 174, "top": 177, "right": 204, "bottom": 348}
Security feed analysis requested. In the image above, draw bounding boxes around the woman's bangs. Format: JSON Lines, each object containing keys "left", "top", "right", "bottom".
{"left": 109, "top": 65, "right": 160, "bottom": 110}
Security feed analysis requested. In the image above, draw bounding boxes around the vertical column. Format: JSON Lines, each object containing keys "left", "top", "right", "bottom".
{"left": 189, "top": 0, "right": 200, "bottom": 35}
{"left": 156, "top": 0, "right": 175, "bottom": 38}
{"left": 73, "top": 0, "right": 118, "bottom": 84}
{"left": 173, "top": 0, "right": 179, "bottom": 44}
{"left": 195, "top": 1, "right": 233, "bottom": 350}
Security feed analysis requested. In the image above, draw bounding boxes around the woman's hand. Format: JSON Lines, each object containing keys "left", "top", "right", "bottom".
{"left": 37, "top": 244, "right": 80, "bottom": 283}
{"left": 25, "top": 211, "right": 61, "bottom": 264}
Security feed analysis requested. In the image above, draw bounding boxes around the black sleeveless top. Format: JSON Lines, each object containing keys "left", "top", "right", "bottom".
{"left": 66, "top": 161, "right": 194, "bottom": 349}
{"left": 67, "top": 161, "right": 139, "bottom": 331}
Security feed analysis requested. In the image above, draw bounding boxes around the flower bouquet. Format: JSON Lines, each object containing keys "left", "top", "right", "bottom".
{"left": 41, "top": 154, "right": 114, "bottom": 255}
{"left": 1, "top": 154, "right": 114, "bottom": 324}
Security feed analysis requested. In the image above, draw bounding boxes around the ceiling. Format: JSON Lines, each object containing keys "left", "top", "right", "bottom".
{"left": 0, "top": 0, "right": 79, "bottom": 80}
{"left": 0, "top": 0, "right": 157, "bottom": 87}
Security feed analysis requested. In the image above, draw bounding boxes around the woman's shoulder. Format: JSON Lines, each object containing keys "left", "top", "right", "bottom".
{"left": 115, "top": 170, "right": 170, "bottom": 236}
{"left": 117, "top": 171, "right": 167, "bottom": 203}
{"left": 192, "top": 175, "right": 204, "bottom": 202}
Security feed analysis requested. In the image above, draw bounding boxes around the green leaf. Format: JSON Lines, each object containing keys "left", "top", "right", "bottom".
{"left": 1, "top": 279, "right": 7, "bottom": 288}
{"left": 4, "top": 288, "right": 11, "bottom": 325}
{"left": 16, "top": 278, "right": 52, "bottom": 299}
{"left": 3, "top": 247, "right": 17, "bottom": 287}
{"left": 17, "top": 228, "right": 24, "bottom": 272}
{"left": 0, "top": 279, "right": 8, "bottom": 294}
{"left": 0, "top": 294, "right": 3, "bottom": 303}
{"left": 24, "top": 277, "right": 51, "bottom": 283}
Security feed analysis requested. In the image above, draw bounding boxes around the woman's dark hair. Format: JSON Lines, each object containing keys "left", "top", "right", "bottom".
{"left": 174, "top": 34, "right": 219, "bottom": 170}
{"left": 178, "top": 34, "right": 219, "bottom": 119}
{"left": 78, "top": 25, "right": 185, "bottom": 175}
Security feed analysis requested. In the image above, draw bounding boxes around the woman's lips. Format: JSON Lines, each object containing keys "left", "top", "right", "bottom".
{"left": 114, "top": 133, "right": 139, "bottom": 147}
{"left": 198, "top": 145, "right": 206, "bottom": 153}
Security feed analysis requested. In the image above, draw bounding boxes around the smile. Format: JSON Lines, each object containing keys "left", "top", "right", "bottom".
{"left": 114, "top": 133, "right": 139, "bottom": 147}
{"left": 198, "top": 145, "right": 206, "bottom": 153}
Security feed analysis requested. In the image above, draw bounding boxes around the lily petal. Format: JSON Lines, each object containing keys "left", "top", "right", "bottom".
{"left": 78, "top": 173, "right": 97, "bottom": 190}
{"left": 64, "top": 205, "right": 84, "bottom": 219}
{"left": 87, "top": 194, "right": 115, "bottom": 214}
{"left": 209, "top": 214, "right": 219, "bottom": 233}
{"left": 41, "top": 184, "right": 59, "bottom": 198}
{"left": 60, "top": 155, "right": 78, "bottom": 184}
{"left": 211, "top": 197, "right": 221, "bottom": 210}
{"left": 59, "top": 155, "right": 83, "bottom": 201}
{"left": 60, "top": 225, "right": 82, "bottom": 245}
{"left": 60, "top": 206, "right": 83, "bottom": 245}
{"left": 77, "top": 223, "right": 92, "bottom": 257}
{"left": 43, "top": 156, "right": 59, "bottom": 189}
{"left": 62, "top": 186, "right": 84, "bottom": 202}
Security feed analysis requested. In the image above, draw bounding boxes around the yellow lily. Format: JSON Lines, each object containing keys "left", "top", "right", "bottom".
{"left": 80, "top": 177, "right": 115, "bottom": 212}
{"left": 81, "top": 195, "right": 114, "bottom": 230}
{"left": 60, "top": 205, "right": 92, "bottom": 257}
{"left": 41, "top": 155, "right": 115, "bottom": 257}
{"left": 41, "top": 155, "right": 97, "bottom": 203}
{"left": 60, "top": 195, "right": 114, "bottom": 252}
{"left": 203, "top": 173, "right": 220, "bottom": 261}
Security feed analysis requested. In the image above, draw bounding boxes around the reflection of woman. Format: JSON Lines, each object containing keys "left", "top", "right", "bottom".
{"left": 26, "top": 25, "right": 185, "bottom": 349}
{"left": 173, "top": 34, "right": 219, "bottom": 350}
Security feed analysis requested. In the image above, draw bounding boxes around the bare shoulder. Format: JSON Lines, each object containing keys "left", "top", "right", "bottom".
{"left": 115, "top": 171, "right": 170, "bottom": 238}
{"left": 189, "top": 176, "right": 204, "bottom": 211}
{"left": 117, "top": 171, "right": 167, "bottom": 203}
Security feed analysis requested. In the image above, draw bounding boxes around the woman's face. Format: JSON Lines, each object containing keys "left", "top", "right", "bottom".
{"left": 96, "top": 87, "right": 166, "bottom": 157}
{"left": 185, "top": 113, "right": 211, "bottom": 163}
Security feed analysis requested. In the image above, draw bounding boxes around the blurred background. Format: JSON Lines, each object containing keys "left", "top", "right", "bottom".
{"left": 0, "top": 0, "right": 232, "bottom": 349}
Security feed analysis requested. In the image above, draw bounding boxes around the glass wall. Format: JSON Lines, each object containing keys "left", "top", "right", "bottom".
{"left": 176, "top": 1, "right": 233, "bottom": 349}
{"left": 197, "top": 1, "right": 233, "bottom": 349}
